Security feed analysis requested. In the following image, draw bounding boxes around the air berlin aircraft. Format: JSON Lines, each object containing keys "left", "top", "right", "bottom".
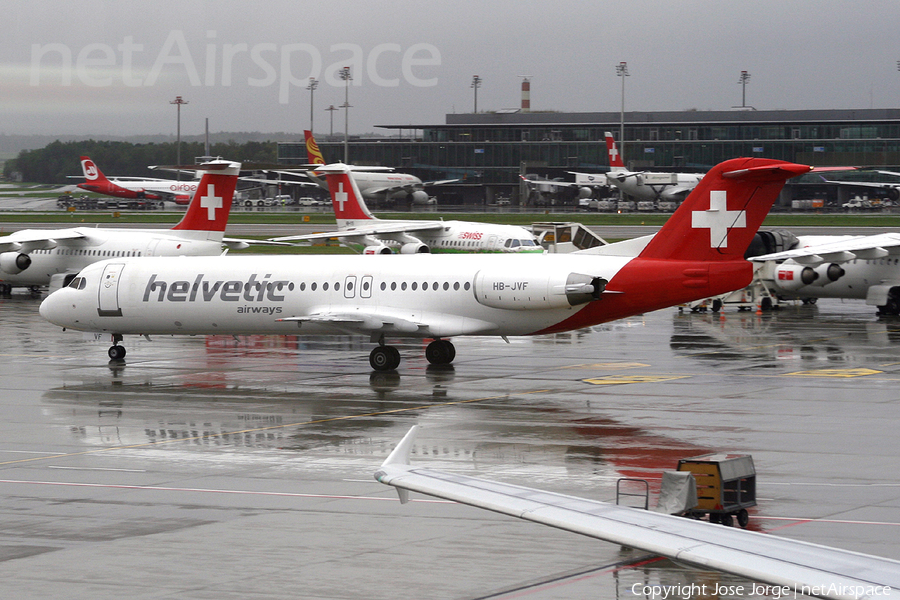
{"left": 40, "top": 158, "right": 810, "bottom": 369}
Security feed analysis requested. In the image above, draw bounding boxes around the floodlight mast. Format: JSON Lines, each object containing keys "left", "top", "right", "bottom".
{"left": 307, "top": 77, "right": 319, "bottom": 134}
{"left": 170, "top": 95, "right": 188, "bottom": 181}
{"left": 471, "top": 75, "right": 482, "bottom": 113}
{"left": 339, "top": 67, "right": 352, "bottom": 163}
{"left": 615, "top": 62, "right": 629, "bottom": 160}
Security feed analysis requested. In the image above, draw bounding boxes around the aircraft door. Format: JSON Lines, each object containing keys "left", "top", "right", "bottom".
{"left": 344, "top": 275, "right": 357, "bottom": 299}
{"left": 97, "top": 262, "right": 125, "bottom": 317}
{"left": 360, "top": 275, "right": 373, "bottom": 299}
{"left": 487, "top": 235, "right": 498, "bottom": 250}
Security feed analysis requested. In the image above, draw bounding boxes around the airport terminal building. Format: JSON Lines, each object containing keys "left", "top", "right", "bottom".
{"left": 278, "top": 108, "right": 900, "bottom": 205}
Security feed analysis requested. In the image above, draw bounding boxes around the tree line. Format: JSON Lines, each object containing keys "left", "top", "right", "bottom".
{"left": 4, "top": 139, "right": 279, "bottom": 183}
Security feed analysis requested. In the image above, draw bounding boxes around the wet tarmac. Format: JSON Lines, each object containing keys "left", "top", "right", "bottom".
{"left": 1, "top": 291, "right": 898, "bottom": 599}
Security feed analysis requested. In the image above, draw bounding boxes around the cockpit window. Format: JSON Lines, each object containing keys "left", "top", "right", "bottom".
{"left": 68, "top": 277, "right": 87, "bottom": 290}
{"left": 520, "top": 239, "right": 536, "bottom": 246}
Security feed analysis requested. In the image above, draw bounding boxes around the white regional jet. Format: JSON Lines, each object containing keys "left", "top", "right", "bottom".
{"left": 0, "top": 159, "right": 250, "bottom": 295}
{"left": 753, "top": 232, "right": 900, "bottom": 315}
{"left": 376, "top": 426, "right": 900, "bottom": 600}
{"left": 39, "top": 157, "right": 810, "bottom": 367}
{"left": 583, "top": 132, "right": 704, "bottom": 204}
{"left": 270, "top": 164, "right": 542, "bottom": 254}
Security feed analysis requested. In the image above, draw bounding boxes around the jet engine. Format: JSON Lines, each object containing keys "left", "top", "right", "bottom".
{"left": 807, "top": 263, "right": 845, "bottom": 287}
{"left": 409, "top": 190, "right": 431, "bottom": 204}
{"left": 773, "top": 263, "right": 843, "bottom": 291}
{"left": 474, "top": 269, "right": 606, "bottom": 310}
{"left": 399, "top": 242, "right": 430, "bottom": 254}
{"left": 363, "top": 245, "right": 394, "bottom": 255}
{"left": 0, "top": 252, "right": 32, "bottom": 274}
{"left": 577, "top": 187, "right": 593, "bottom": 199}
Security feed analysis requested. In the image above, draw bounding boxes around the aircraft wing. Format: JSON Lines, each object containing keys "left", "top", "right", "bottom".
{"left": 752, "top": 233, "right": 900, "bottom": 265}
{"left": 240, "top": 176, "right": 320, "bottom": 188}
{"left": 220, "top": 237, "right": 294, "bottom": 251}
{"left": 423, "top": 178, "right": 460, "bottom": 186}
{"left": 0, "top": 229, "right": 89, "bottom": 253}
{"left": 376, "top": 427, "right": 900, "bottom": 600}
{"left": 278, "top": 310, "right": 497, "bottom": 337}
{"left": 658, "top": 186, "right": 696, "bottom": 201}
{"left": 270, "top": 221, "right": 446, "bottom": 243}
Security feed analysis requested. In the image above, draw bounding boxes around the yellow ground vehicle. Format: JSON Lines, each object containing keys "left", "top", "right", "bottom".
{"left": 677, "top": 453, "right": 756, "bottom": 528}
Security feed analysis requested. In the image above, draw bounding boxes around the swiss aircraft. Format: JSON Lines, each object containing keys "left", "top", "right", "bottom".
{"left": 75, "top": 156, "right": 198, "bottom": 205}
{"left": 376, "top": 426, "right": 900, "bottom": 600}
{"left": 752, "top": 232, "right": 900, "bottom": 315}
{"left": 269, "top": 162, "right": 542, "bottom": 255}
{"left": 1, "top": 159, "right": 254, "bottom": 294}
{"left": 40, "top": 157, "right": 810, "bottom": 367}
{"left": 572, "top": 132, "right": 705, "bottom": 204}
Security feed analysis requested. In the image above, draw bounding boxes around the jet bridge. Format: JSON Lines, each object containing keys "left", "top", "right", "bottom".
{"left": 532, "top": 222, "right": 608, "bottom": 253}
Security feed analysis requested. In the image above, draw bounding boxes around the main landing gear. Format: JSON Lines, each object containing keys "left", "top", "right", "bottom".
{"left": 368, "top": 338, "right": 457, "bottom": 371}
{"left": 108, "top": 334, "right": 126, "bottom": 361}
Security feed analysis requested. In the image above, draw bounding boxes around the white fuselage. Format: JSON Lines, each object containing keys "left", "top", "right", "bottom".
{"left": 41, "top": 253, "right": 631, "bottom": 338}
{"left": 0, "top": 228, "right": 223, "bottom": 287}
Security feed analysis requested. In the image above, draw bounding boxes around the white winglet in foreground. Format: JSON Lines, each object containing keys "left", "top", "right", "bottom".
{"left": 375, "top": 427, "right": 900, "bottom": 600}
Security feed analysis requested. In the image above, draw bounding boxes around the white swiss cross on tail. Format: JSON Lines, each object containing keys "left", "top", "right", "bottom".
{"left": 334, "top": 181, "right": 348, "bottom": 212}
{"left": 691, "top": 190, "right": 746, "bottom": 248}
{"left": 200, "top": 185, "right": 223, "bottom": 220}
{"left": 608, "top": 145, "right": 618, "bottom": 164}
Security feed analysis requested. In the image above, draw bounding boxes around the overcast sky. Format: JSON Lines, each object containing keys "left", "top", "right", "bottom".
{"left": 3, "top": 0, "right": 899, "bottom": 138}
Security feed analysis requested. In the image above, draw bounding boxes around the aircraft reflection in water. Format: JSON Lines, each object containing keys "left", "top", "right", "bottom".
{"left": 671, "top": 303, "right": 900, "bottom": 364}
{"left": 42, "top": 373, "right": 711, "bottom": 491}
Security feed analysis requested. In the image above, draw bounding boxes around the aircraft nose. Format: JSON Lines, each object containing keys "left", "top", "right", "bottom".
{"left": 40, "top": 289, "right": 72, "bottom": 327}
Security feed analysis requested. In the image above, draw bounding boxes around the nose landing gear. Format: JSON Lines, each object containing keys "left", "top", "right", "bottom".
{"left": 107, "top": 334, "right": 126, "bottom": 361}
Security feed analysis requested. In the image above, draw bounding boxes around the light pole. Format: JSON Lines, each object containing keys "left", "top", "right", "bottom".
{"left": 339, "top": 66, "right": 352, "bottom": 163}
{"left": 306, "top": 77, "right": 318, "bottom": 134}
{"left": 471, "top": 75, "right": 482, "bottom": 113}
{"left": 738, "top": 70, "right": 751, "bottom": 108}
{"left": 615, "top": 62, "right": 629, "bottom": 159}
{"left": 169, "top": 95, "right": 188, "bottom": 180}
{"left": 325, "top": 105, "right": 338, "bottom": 139}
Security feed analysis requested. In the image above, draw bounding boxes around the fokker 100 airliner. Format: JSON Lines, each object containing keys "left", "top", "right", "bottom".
{"left": 40, "top": 158, "right": 811, "bottom": 369}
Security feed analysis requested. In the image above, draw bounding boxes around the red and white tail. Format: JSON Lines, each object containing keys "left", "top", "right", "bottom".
{"left": 604, "top": 132, "right": 625, "bottom": 170}
{"left": 171, "top": 160, "right": 241, "bottom": 234}
{"left": 537, "top": 157, "right": 810, "bottom": 335}
{"left": 637, "top": 158, "right": 810, "bottom": 262}
{"left": 319, "top": 166, "right": 377, "bottom": 228}
{"left": 304, "top": 130, "right": 326, "bottom": 165}
{"left": 80, "top": 156, "right": 108, "bottom": 183}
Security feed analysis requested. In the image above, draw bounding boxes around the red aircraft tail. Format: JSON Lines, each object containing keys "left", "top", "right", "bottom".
{"left": 604, "top": 132, "right": 626, "bottom": 170}
{"left": 171, "top": 160, "right": 241, "bottom": 233}
{"left": 320, "top": 167, "right": 377, "bottom": 227}
{"left": 80, "top": 156, "right": 108, "bottom": 183}
{"left": 537, "top": 158, "right": 811, "bottom": 335}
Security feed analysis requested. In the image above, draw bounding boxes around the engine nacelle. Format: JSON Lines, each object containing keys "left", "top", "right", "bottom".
{"left": 399, "top": 242, "right": 430, "bottom": 254}
{"left": 773, "top": 264, "right": 818, "bottom": 291}
{"left": 577, "top": 187, "right": 593, "bottom": 199}
{"left": 363, "top": 245, "right": 394, "bottom": 255}
{"left": 807, "top": 263, "right": 845, "bottom": 287}
{"left": 0, "top": 252, "right": 32, "bottom": 274}
{"left": 474, "top": 268, "right": 606, "bottom": 310}
{"left": 409, "top": 190, "right": 431, "bottom": 204}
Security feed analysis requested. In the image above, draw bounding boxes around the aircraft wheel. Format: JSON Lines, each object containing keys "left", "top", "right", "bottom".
{"left": 370, "top": 346, "right": 400, "bottom": 371}
{"left": 711, "top": 299, "right": 722, "bottom": 312}
{"left": 425, "top": 339, "right": 455, "bottom": 365}
{"left": 736, "top": 509, "right": 750, "bottom": 528}
{"left": 108, "top": 345, "right": 126, "bottom": 360}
